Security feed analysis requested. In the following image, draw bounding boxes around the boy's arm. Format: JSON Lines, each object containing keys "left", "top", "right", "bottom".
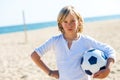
{"left": 31, "top": 51, "right": 59, "bottom": 79}
{"left": 93, "top": 58, "right": 114, "bottom": 79}
{"left": 31, "top": 51, "right": 51, "bottom": 75}
{"left": 106, "top": 58, "right": 114, "bottom": 69}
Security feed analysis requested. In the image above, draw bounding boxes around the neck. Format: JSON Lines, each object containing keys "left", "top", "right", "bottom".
{"left": 63, "top": 33, "right": 80, "bottom": 41}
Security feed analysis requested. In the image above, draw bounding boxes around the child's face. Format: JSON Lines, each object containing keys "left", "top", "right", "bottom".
{"left": 61, "top": 12, "right": 79, "bottom": 34}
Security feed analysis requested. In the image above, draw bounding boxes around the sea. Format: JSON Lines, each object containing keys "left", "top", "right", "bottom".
{"left": 0, "top": 14, "right": 120, "bottom": 34}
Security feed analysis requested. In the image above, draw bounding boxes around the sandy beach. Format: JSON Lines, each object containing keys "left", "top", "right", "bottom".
{"left": 0, "top": 19, "right": 120, "bottom": 80}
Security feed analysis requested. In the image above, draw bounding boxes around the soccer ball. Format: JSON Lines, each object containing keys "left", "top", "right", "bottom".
{"left": 81, "top": 48, "right": 107, "bottom": 75}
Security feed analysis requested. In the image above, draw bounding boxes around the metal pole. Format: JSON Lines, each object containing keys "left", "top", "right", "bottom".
{"left": 22, "top": 10, "right": 27, "bottom": 43}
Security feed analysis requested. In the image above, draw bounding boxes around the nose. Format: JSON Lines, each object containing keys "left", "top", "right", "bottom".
{"left": 67, "top": 22, "right": 73, "bottom": 27}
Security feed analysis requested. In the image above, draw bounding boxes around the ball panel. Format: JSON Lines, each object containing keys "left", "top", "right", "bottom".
{"left": 87, "top": 49, "right": 95, "bottom": 52}
{"left": 101, "top": 51, "right": 107, "bottom": 60}
{"left": 85, "top": 70, "right": 93, "bottom": 75}
{"left": 81, "top": 57, "right": 83, "bottom": 64}
{"left": 88, "top": 56, "right": 97, "bottom": 65}
{"left": 99, "top": 66, "right": 106, "bottom": 71}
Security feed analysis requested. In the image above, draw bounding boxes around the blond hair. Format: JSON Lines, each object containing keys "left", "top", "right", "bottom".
{"left": 57, "top": 5, "right": 84, "bottom": 33}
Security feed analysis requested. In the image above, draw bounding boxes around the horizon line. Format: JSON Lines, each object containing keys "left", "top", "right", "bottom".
{"left": 0, "top": 14, "right": 120, "bottom": 34}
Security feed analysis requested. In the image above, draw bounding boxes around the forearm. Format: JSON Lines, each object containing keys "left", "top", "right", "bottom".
{"left": 106, "top": 58, "right": 114, "bottom": 69}
{"left": 31, "top": 52, "right": 50, "bottom": 75}
{"left": 93, "top": 58, "right": 115, "bottom": 79}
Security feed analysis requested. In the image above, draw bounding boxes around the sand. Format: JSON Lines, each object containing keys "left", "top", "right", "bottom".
{"left": 0, "top": 19, "right": 120, "bottom": 80}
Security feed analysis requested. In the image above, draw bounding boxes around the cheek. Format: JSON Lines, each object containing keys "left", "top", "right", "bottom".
{"left": 73, "top": 22, "right": 76, "bottom": 26}
{"left": 62, "top": 23, "right": 67, "bottom": 27}
{"left": 61, "top": 23, "right": 67, "bottom": 29}
{"left": 72, "top": 22, "right": 78, "bottom": 27}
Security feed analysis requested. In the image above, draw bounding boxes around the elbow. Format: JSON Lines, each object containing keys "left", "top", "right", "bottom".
{"left": 31, "top": 52, "right": 34, "bottom": 60}
{"left": 31, "top": 51, "right": 40, "bottom": 60}
{"left": 31, "top": 51, "right": 35, "bottom": 59}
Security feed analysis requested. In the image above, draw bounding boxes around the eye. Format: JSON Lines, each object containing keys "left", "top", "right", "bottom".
{"left": 63, "top": 21, "right": 67, "bottom": 23}
{"left": 71, "top": 20, "right": 76, "bottom": 23}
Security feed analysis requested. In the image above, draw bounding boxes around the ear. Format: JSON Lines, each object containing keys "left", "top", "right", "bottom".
{"left": 77, "top": 19, "right": 81, "bottom": 26}
{"left": 58, "top": 23, "right": 63, "bottom": 29}
{"left": 58, "top": 23, "right": 61, "bottom": 27}
{"left": 58, "top": 23, "right": 64, "bottom": 32}
{"left": 78, "top": 18, "right": 83, "bottom": 26}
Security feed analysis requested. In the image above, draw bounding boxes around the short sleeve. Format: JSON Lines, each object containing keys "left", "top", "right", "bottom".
{"left": 35, "top": 37, "right": 55, "bottom": 57}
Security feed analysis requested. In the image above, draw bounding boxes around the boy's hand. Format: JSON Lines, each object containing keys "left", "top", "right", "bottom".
{"left": 49, "top": 70, "right": 59, "bottom": 79}
{"left": 93, "top": 58, "right": 114, "bottom": 79}
{"left": 93, "top": 68, "right": 110, "bottom": 79}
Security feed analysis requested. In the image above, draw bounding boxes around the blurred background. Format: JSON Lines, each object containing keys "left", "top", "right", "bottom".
{"left": 0, "top": 0, "right": 120, "bottom": 80}
{"left": 0, "top": 0, "right": 120, "bottom": 34}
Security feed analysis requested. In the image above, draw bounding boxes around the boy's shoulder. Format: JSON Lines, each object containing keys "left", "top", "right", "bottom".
{"left": 80, "top": 34, "right": 90, "bottom": 39}
{"left": 52, "top": 34, "right": 62, "bottom": 38}
{"left": 50, "top": 34, "right": 63, "bottom": 41}
{"left": 80, "top": 34, "right": 95, "bottom": 41}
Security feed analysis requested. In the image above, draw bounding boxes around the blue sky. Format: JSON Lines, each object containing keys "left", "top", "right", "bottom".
{"left": 0, "top": 0, "right": 120, "bottom": 27}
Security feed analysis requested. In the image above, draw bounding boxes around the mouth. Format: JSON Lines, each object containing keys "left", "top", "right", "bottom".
{"left": 68, "top": 29, "right": 73, "bottom": 32}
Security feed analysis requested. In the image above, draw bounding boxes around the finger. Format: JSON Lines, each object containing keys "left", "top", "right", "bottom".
{"left": 93, "top": 71, "right": 101, "bottom": 78}
{"left": 93, "top": 74, "right": 99, "bottom": 78}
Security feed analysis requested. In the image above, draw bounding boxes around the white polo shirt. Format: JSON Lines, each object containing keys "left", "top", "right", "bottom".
{"left": 35, "top": 34, "right": 115, "bottom": 80}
